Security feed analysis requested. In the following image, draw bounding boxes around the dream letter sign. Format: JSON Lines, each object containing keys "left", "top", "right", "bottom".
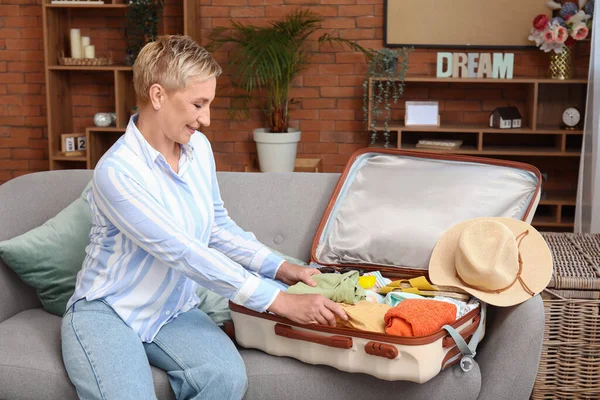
{"left": 436, "top": 52, "right": 514, "bottom": 79}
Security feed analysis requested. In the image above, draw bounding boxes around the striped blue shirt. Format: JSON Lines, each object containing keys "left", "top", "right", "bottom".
{"left": 67, "top": 116, "right": 285, "bottom": 342}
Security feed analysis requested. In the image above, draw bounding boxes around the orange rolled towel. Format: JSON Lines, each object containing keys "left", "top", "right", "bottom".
{"left": 384, "top": 299, "right": 457, "bottom": 337}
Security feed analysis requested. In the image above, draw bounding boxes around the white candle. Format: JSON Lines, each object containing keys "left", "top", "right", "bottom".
{"left": 80, "top": 36, "right": 90, "bottom": 57}
{"left": 70, "top": 28, "right": 82, "bottom": 59}
{"left": 84, "top": 45, "right": 95, "bottom": 59}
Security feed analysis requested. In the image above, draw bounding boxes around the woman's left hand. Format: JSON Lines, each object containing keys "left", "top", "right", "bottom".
{"left": 275, "top": 262, "right": 321, "bottom": 287}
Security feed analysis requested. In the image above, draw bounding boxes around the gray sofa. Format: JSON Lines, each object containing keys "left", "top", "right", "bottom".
{"left": 0, "top": 170, "right": 544, "bottom": 400}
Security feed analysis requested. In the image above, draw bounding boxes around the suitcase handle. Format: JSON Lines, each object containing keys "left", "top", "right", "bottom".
{"left": 442, "top": 315, "right": 481, "bottom": 348}
{"left": 365, "top": 341, "right": 398, "bottom": 359}
{"left": 274, "top": 324, "right": 353, "bottom": 349}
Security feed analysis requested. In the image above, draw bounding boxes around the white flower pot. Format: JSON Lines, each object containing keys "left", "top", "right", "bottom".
{"left": 253, "top": 128, "right": 301, "bottom": 172}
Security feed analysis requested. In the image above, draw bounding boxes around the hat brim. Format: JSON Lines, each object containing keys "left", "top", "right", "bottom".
{"left": 428, "top": 217, "right": 553, "bottom": 307}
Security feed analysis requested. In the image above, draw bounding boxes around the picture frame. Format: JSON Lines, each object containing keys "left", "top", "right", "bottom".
{"left": 384, "top": 0, "right": 547, "bottom": 49}
{"left": 405, "top": 101, "right": 440, "bottom": 126}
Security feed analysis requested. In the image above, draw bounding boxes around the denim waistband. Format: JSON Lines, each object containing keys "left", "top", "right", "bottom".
{"left": 66, "top": 298, "right": 116, "bottom": 316}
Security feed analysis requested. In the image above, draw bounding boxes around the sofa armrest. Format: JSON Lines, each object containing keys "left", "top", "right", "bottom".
{"left": 0, "top": 258, "right": 40, "bottom": 323}
{"left": 476, "top": 295, "right": 544, "bottom": 400}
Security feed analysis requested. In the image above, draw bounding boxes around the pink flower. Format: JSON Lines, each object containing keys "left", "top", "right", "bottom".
{"left": 544, "top": 29, "right": 556, "bottom": 43}
{"left": 571, "top": 24, "right": 589, "bottom": 40}
{"left": 554, "top": 26, "right": 568, "bottom": 43}
{"left": 533, "top": 14, "right": 550, "bottom": 30}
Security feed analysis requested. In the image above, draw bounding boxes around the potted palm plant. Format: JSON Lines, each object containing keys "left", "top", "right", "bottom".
{"left": 208, "top": 9, "right": 372, "bottom": 172}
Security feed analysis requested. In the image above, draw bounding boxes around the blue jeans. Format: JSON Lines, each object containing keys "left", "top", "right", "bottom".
{"left": 61, "top": 299, "right": 248, "bottom": 400}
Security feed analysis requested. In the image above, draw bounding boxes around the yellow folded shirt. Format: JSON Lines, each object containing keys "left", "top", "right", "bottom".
{"left": 336, "top": 301, "right": 392, "bottom": 334}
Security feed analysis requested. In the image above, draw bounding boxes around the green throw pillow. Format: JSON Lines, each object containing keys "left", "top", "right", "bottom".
{"left": 0, "top": 186, "right": 92, "bottom": 316}
{"left": 0, "top": 179, "right": 309, "bottom": 321}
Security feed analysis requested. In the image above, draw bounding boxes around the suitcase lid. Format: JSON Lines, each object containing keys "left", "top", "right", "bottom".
{"left": 311, "top": 149, "right": 541, "bottom": 273}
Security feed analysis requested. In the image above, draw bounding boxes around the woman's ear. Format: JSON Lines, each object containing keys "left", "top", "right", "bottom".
{"left": 148, "top": 83, "right": 164, "bottom": 111}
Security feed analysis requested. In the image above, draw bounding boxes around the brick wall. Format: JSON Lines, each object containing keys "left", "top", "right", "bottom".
{"left": 0, "top": 0, "right": 182, "bottom": 184}
{"left": 196, "top": 1, "right": 590, "bottom": 172}
{"left": 0, "top": 0, "right": 46, "bottom": 183}
{"left": 0, "top": 0, "right": 591, "bottom": 183}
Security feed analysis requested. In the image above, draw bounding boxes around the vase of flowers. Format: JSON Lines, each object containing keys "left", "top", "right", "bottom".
{"left": 529, "top": 1, "right": 593, "bottom": 80}
{"left": 549, "top": 45, "right": 574, "bottom": 79}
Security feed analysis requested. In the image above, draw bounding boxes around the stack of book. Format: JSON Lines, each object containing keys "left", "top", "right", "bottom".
{"left": 415, "top": 139, "right": 463, "bottom": 150}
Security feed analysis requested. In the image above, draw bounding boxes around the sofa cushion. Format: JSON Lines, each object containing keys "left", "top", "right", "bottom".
{"left": 0, "top": 176, "right": 304, "bottom": 323}
{"left": 0, "top": 308, "right": 175, "bottom": 400}
{"left": 0, "top": 170, "right": 94, "bottom": 323}
{"left": 0, "top": 309, "right": 481, "bottom": 400}
{"left": 0, "top": 185, "right": 92, "bottom": 316}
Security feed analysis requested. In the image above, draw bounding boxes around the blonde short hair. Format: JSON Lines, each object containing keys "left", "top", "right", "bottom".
{"left": 133, "top": 35, "right": 222, "bottom": 106}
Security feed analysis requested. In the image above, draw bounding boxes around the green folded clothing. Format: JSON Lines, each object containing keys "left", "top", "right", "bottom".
{"left": 287, "top": 270, "right": 366, "bottom": 304}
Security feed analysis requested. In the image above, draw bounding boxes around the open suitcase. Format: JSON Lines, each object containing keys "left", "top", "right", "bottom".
{"left": 230, "top": 148, "right": 542, "bottom": 383}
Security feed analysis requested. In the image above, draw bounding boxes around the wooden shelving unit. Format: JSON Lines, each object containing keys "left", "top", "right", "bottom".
{"left": 373, "top": 76, "right": 590, "bottom": 84}
{"left": 366, "top": 76, "right": 588, "bottom": 231}
{"left": 45, "top": 3, "right": 129, "bottom": 8}
{"left": 183, "top": 0, "right": 199, "bottom": 44}
{"left": 47, "top": 65, "right": 132, "bottom": 71}
{"left": 244, "top": 157, "right": 322, "bottom": 173}
{"left": 42, "top": 0, "right": 134, "bottom": 170}
{"left": 43, "top": 0, "right": 187, "bottom": 170}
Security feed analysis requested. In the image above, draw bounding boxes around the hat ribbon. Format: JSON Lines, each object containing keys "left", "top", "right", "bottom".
{"left": 456, "top": 230, "right": 535, "bottom": 297}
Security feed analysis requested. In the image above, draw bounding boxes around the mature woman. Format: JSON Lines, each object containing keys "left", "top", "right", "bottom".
{"left": 61, "top": 35, "right": 347, "bottom": 400}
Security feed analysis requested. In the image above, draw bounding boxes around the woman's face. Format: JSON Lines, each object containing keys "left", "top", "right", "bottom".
{"left": 158, "top": 76, "right": 216, "bottom": 145}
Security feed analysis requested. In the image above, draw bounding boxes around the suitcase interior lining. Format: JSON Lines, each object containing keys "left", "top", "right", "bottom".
{"left": 315, "top": 152, "right": 540, "bottom": 270}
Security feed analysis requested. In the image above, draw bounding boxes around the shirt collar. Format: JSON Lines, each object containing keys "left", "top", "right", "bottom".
{"left": 123, "top": 114, "right": 195, "bottom": 170}
{"left": 182, "top": 140, "right": 195, "bottom": 161}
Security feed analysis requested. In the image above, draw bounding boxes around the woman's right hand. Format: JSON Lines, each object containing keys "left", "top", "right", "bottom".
{"left": 268, "top": 292, "right": 348, "bottom": 327}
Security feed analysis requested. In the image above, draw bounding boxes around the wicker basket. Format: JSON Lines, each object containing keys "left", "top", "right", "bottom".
{"left": 58, "top": 51, "right": 113, "bottom": 67}
{"left": 531, "top": 233, "right": 600, "bottom": 400}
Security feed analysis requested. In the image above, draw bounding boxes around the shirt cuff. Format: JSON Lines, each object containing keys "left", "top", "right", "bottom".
{"left": 273, "top": 258, "right": 286, "bottom": 279}
{"left": 249, "top": 246, "right": 287, "bottom": 279}
{"left": 232, "top": 273, "right": 281, "bottom": 313}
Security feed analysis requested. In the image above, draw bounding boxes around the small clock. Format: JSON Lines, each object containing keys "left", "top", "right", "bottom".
{"left": 562, "top": 107, "right": 581, "bottom": 130}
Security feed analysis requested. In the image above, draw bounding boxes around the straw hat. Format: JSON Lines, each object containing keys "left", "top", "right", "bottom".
{"left": 429, "top": 217, "right": 553, "bottom": 307}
